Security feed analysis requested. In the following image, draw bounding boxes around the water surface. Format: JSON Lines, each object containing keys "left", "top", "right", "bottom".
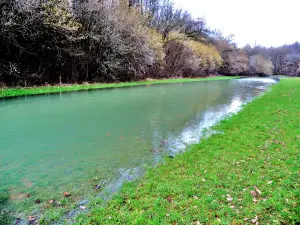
{"left": 0, "top": 78, "right": 276, "bottom": 218}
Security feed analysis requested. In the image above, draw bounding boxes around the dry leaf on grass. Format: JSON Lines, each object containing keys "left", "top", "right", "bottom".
{"left": 63, "top": 192, "right": 71, "bottom": 197}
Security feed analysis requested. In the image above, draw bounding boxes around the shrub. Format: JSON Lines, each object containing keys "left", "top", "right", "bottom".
{"left": 220, "top": 49, "right": 249, "bottom": 75}
{"left": 164, "top": 31, "right": 222, "bottom": 77}
{"left": 281, "top": 54, "right": 300, "bottom": 76}
{"left": 164, "top": 38, "right": 198, "bottom": 77}
{"left": 249, "top": 54, "right": 274, "bottom": 76}
{"left": 144, "top": 28, "right": 166, "bottom": 77}
{"left": 0, "top": 0, "right": 158, "bottom": 85}
{"left": 187, "top": 40, "right": 222, "bottom": 75}
{"left": 77, "top": 0, "right": 156, "bottom": 82}
{"left": 0, "top": 0, "right": 81, "bottom": 86}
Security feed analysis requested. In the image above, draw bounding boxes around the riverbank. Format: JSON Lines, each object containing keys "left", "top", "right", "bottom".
{"left": 76, "top": 78, "right": 300, "bottom": 224}
{"left": 0, "top": 77, "right": 237, "bottom": 99}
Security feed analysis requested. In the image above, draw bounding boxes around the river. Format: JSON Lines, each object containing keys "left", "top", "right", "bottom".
{"left": 0, "top": 77, "right": 277, "bottom": 221}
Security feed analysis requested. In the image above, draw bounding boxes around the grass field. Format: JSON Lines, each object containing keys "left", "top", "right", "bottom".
{"left": 76, "top": 78, "right": 300, "bottom": 225}
{"left": 0, "top": 77, "right": 236, "bottom": 98}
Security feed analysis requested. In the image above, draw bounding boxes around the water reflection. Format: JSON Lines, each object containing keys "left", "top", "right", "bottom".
{"left": 102, "top": 78, "right": 276, "bottom": 196}
{"left": 164, "top": 96, "right": 241, "bottom": 156}
{"left": 152, "top": 78, "right": 276, "bottom": 157}
{"left": 239, "top": 77, "right": 277, "bottom": 84}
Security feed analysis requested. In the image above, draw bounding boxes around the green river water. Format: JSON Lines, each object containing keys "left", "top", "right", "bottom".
{"left": 0, "top": 78, "right": 276, "bottom": 222}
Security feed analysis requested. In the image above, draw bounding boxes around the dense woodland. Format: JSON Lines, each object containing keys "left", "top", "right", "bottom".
{"left": 0, "top": 0, "right": 299, "bottom": 87}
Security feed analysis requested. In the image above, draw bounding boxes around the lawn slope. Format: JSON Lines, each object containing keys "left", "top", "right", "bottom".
{"left": 76, "top": 78, "right": 300, "bottom": 225}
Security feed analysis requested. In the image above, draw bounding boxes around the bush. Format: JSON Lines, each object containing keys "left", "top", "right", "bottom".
{"left": 0, "top": 0, "right": 81, "bottom": 86}
{"left": 187, "top": 40, "right": 222, "bottom": 75}
{"left": 164, "top": 39, "right": 198, "bottom": 77}
{"left": 297, "top": 62, "right": 300, "bottom": 76}
{"left": 144, "top": 28, "right": 166, "bottom": 77}
{"left": 77, "top": 0, "right": 156, "bottom": 82}
{"left": 281, "top": 54, "right": 300, "bottom": 76}
{"left": 164, "top": 31, "right": 222, "bottom": 77}
{"left": 249, "top": 54, "right": 274, "bottom": 76}
{"left": 220, "top": 49, "right": 249, "bottom": 75}
{"left": 0, "top": 0, "right": 157, "bottom": 86}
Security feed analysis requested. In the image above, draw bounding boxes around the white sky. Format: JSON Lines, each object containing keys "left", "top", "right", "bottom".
{"left": 174, "top": 0, "right": 300, "bottom": 47}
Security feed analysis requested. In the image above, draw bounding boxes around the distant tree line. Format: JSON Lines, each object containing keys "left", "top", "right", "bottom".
{"left": 0, "top": 0, "right": 298, "bottom": 87}
{"left": 244, "top": 42, "right": 300, "bottom": 77}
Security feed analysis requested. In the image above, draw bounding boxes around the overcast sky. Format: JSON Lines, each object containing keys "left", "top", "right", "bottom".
{"left": 174, "top": 0, "right": 300, "bottom": 47}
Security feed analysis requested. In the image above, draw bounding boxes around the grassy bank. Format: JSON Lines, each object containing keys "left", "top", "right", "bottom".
{"left": 0, "top": 77, "right": 236, "bottom": 99}
{"left": 0, "top": 191, "right": 11, "bottom": 225}
{"left": 76, "top": 78, "right": 300, "bottom": 225}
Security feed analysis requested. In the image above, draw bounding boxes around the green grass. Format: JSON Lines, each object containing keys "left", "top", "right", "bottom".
{"left": 76, "top": 78, "right": 300, "bottom": 225}
{"left": 0, "top": 77, "right": 236, "bottom": 98}
{"left": 0, "top": 191, "right": 11, "bottom": 225}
